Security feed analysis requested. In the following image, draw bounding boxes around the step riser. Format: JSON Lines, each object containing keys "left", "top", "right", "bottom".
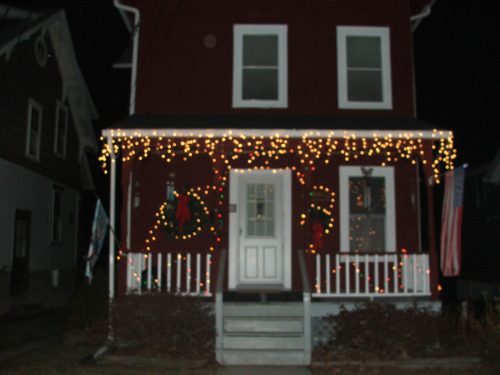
{"left": 219, "top": 350, "right": 310, "bottom": 366}
{"left": 224, "top": 318, "right": 304, "bottom": 333}
{"left": 223, "top": 303, "right": 303, "bottom": 317}
{"left": 223, "top": 335, "right": 304, "bottom": 350}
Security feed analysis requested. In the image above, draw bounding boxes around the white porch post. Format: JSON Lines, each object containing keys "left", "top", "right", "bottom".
{"left": 108, "top": 138, "right": 117, "bottom": 340}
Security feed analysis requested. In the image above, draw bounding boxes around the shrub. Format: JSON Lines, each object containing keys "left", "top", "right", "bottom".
{"left": 315, "top": 302, "right": 444, "bottom": 361}
{"left": 112, "top": 294, "right": 214, "bottom": 360}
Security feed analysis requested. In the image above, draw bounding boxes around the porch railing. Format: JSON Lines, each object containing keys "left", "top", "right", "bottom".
{"left": 313, "top": 253, "right": 431, "bottom": 298}
{"left": 126, "top": 252, "right": 212, "bottom": 297}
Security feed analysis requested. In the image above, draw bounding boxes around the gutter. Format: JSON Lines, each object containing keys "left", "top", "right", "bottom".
{"left": 0, "top": 4, "right": 40, "bottom": 20}
{"left": 113, "top": 0, "right": 140, "bottom": 115}
{"left": 411, "top": 0, "right": 436, "bottom": 32}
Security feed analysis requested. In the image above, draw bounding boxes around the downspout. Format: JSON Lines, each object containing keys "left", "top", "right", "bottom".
{"left": 0, "top": 5, "right": 40, "bottom": 20}
{"left": 113, "top": 0, "right": 140, "bottom": 115}
{"left": 409, "top": 0, "right": 436, "bottom": 117}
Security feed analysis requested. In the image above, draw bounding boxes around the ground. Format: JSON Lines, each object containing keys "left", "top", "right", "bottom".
{"left": 0, "top": 315, "right": 497, "bottom": 375}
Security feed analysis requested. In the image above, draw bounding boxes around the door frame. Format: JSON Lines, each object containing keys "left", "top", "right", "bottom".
{"left": 228, "top": 169, "right": 292, "bottom": 290}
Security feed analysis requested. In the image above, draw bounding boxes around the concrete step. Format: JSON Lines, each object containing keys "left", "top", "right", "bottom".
{"left": 219, "top": 349, "right": 309, "bottom": 366}
{"left": 223, "top": 333, "right": 304, "bottom": 350}
{"left": 224, "top": 317, "right": 304, "bottom": 334}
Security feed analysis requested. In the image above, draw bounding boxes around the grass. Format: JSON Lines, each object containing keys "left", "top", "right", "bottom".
{"left": 1, "top": 329, "right": 217, "bottom": 375}
{"left": 0, "top": 309, "right": 66, "bottom": 352}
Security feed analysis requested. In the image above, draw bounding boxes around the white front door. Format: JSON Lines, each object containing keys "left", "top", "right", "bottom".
{"left": 228, "top": 169, "right": 291, "bottom": 290}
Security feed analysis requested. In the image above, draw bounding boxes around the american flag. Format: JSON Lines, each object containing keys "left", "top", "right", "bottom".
{"left": 440, "top": 166, "right": 465, "bottom": 277}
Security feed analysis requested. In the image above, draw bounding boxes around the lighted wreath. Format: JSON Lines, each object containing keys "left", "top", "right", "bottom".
{"left": 143, "top": 184, "right": 224, "bottom": 252}
{"left": 299, "top": 185, "right": 336, "bottom": 252}
{"left": 145, "top": 187, "right": 210, "bottom": 240}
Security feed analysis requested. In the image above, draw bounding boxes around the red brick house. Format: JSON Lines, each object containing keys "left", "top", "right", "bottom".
{"left": 103, "top": 0, "right": 455, "bottom": 365}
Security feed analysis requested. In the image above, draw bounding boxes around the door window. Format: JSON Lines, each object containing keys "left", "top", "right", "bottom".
{"left": 246, "top": 183, "right": 275, "bottom": 237}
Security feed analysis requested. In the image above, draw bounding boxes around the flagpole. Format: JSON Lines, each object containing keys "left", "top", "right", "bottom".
{"left": 108, "top": 138, "right": 117, "bottom": 341}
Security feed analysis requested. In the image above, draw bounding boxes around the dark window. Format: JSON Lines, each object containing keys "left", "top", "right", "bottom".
{"left": 26, "top": 99, "right": 42, "bottom": 159}
{"left": 51, "top": 187, "right": 64, "bottom": 244}
{"left": 54, "top": 102, "right": 68, "bottom": 157}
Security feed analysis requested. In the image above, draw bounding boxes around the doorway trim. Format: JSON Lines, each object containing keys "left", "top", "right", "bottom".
{"left": 228, "top": 169, "right": 292, "bottom": 290}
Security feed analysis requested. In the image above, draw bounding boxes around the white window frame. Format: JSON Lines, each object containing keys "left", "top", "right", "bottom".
{"left": 339, "top": 166, "right": 396, "bottom": 253}
{"left": 50, "top": 186, "right": 64, "bottom": 244}
{"left": 26, "top": 98, "right": 43, "bottom": 160}
{"left": 54, "top": 100, "right": 68, "bottom": 158}
{"left": 232, "top": 24, "right": 288, "bottom": 108}
{"left": 337, "top": 26, "right": 392, "bottom": 110}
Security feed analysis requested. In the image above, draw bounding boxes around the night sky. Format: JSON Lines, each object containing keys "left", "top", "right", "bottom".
{"left": 3, "top": 0, "right": 500, "bottom": 168}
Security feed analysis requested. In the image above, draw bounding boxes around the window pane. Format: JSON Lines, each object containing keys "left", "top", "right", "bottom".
{"left": 31, "top": 109, "right": 40, "bottom": 133}
{"left": 266, "top": 219, "right": 275, "bottom": 237}
{"left": 243, "top": 35, "right": 278, "bottom": 66}
{"left": 349, "top": 177, "right": 386, "bottom": 214}
{"left": 349, "top": 215, "right": 385, "bottom": 252}
{"left": 55, "top": 107, "right": 67, "bottom": 155}
{"left": 52, "top": 190, "right": 63, "bottom": 243}
{"left": 349, "top": 175, "right": 386, "bottom": 252}
{"left": 347, "top": 70, "right": 383, "bottom": 102}
{"left": 247, "top": 220, "right": 256, "bottom": 236}
{"left": 346, "top": 36, "right": 381, "bottom": 68}
{"left": 242, "top": 68, "right": 278, "bottom": 100}
{"left": 29, "top": 133, "right": 38, "bottom": 156}
{"left": 246, "top": 183, "right": 275, "bottom": 237}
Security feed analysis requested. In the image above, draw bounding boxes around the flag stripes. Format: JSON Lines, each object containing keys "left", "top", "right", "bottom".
{"left": 440, "top": 167, "right": 465, "bottom": 277}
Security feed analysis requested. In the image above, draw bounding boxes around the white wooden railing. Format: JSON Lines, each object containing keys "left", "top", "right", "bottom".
{"left": 126, "top": 252, "right": 212, "bottom": 297}
{"left": 313, "top": 253, "right": 431, "bottom": 298}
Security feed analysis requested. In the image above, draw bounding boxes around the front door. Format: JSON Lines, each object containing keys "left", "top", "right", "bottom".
{"left": 10, "top": 210, "right": 31, "bottom": 296}
{"left": 228, "top": 169, "right": 291, "bottom": 290}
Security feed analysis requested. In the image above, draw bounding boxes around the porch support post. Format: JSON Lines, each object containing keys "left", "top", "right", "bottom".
{"left": 422, "top": 143, "right": 439, "bottom": 300}
{"left": 108, "top": 138, "right": 117, "bottom": 339}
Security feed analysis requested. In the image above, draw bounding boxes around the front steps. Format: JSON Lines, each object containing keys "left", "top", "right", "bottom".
{"left": 217, "top": 302, "right": 310, "bottom": 365}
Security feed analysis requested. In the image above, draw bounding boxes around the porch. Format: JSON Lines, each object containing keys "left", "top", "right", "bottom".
{"left": 123, "top": 251, "right": 431, "bottom": 299}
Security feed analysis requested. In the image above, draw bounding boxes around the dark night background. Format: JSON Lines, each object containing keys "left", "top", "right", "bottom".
{"left": 3, "top": 0, "right": 499, "bottom": 167}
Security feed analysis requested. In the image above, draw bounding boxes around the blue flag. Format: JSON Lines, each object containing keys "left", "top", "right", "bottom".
{"left": 85, "top": 199, "right": 109, "bottom": 283}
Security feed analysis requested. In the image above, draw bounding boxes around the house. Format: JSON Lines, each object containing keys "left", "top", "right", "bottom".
{"left": 452, "top": 149, "right": 500, "bottom": 301}
{"left": 104, "top": 0, "right": 455, "bottom": 365}
{"left": 0, "top": 5, "right": 98, "bottom": 315}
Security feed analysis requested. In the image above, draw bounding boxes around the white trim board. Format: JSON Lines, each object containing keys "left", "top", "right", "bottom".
{"left": 232, "top": 24, "right": 288, "bottom": 108}
{"left": 337, "top": 26, "right": 392, "bottom": 110}
{"left": 102, "top": 128, "right": 450, "bottom": 140}
{"left": 339, "top": 166, "right": 396, "bottom": 253}
{"left": 228, "top": 169, "right": 292, "bottom": 290}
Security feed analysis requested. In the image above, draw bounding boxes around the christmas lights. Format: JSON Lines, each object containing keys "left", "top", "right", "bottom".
{"left": 99, "top": 129, "right": 457, "bottom": 182}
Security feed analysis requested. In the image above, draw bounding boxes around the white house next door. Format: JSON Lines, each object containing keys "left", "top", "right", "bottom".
{"left": 229, "top": 169, "right": 291, "bottom": 290}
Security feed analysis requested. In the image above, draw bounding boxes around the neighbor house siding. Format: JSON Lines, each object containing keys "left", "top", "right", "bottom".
{"left": 0, "top": 158, "right": 79, "bottom": 309}
{"left": 0, "top": 30, "right": 82, "bottom": 189}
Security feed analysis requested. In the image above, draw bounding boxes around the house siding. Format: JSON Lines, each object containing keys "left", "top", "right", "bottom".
{"left": 0, "top": 29, "right": 82, "bottom": 190}
{"left": 127, "top": 0, "right": 415, "bottom": 117}
{"left": 0, "top": 158, "right": 79, "bottom": 310}
{"left": 118, "top": 149, "right": 422, "bottom": 294}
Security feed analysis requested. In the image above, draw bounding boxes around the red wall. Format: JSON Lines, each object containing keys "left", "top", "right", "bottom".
{"left": 126, "top": 0, "right": 416, "bottom": 117}
{"left": 120, "top": 147, "right": 422, "bottom": 292}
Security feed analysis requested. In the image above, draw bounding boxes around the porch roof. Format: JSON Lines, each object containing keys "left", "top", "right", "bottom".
{"left": 103, "top": 114, "right": 449, "bottom": 140}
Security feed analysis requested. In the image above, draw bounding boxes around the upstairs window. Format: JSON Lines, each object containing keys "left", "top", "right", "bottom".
{"left": 54, "top": 101, "right": 68, "bottom": 157}
{"left": 26, "top": 98, "right": 43, "bottom": 160}
{"left": 233, "top": 24, "right": 288, "bottom": 108}
{"left": 337, "top": 26, "right": 392, "bottom": 110}
{"left": 50, "top": 186, "right": 63, "bottom": 244}
{"left": 339, "top": 166, "right": 396, "bottom": 253}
